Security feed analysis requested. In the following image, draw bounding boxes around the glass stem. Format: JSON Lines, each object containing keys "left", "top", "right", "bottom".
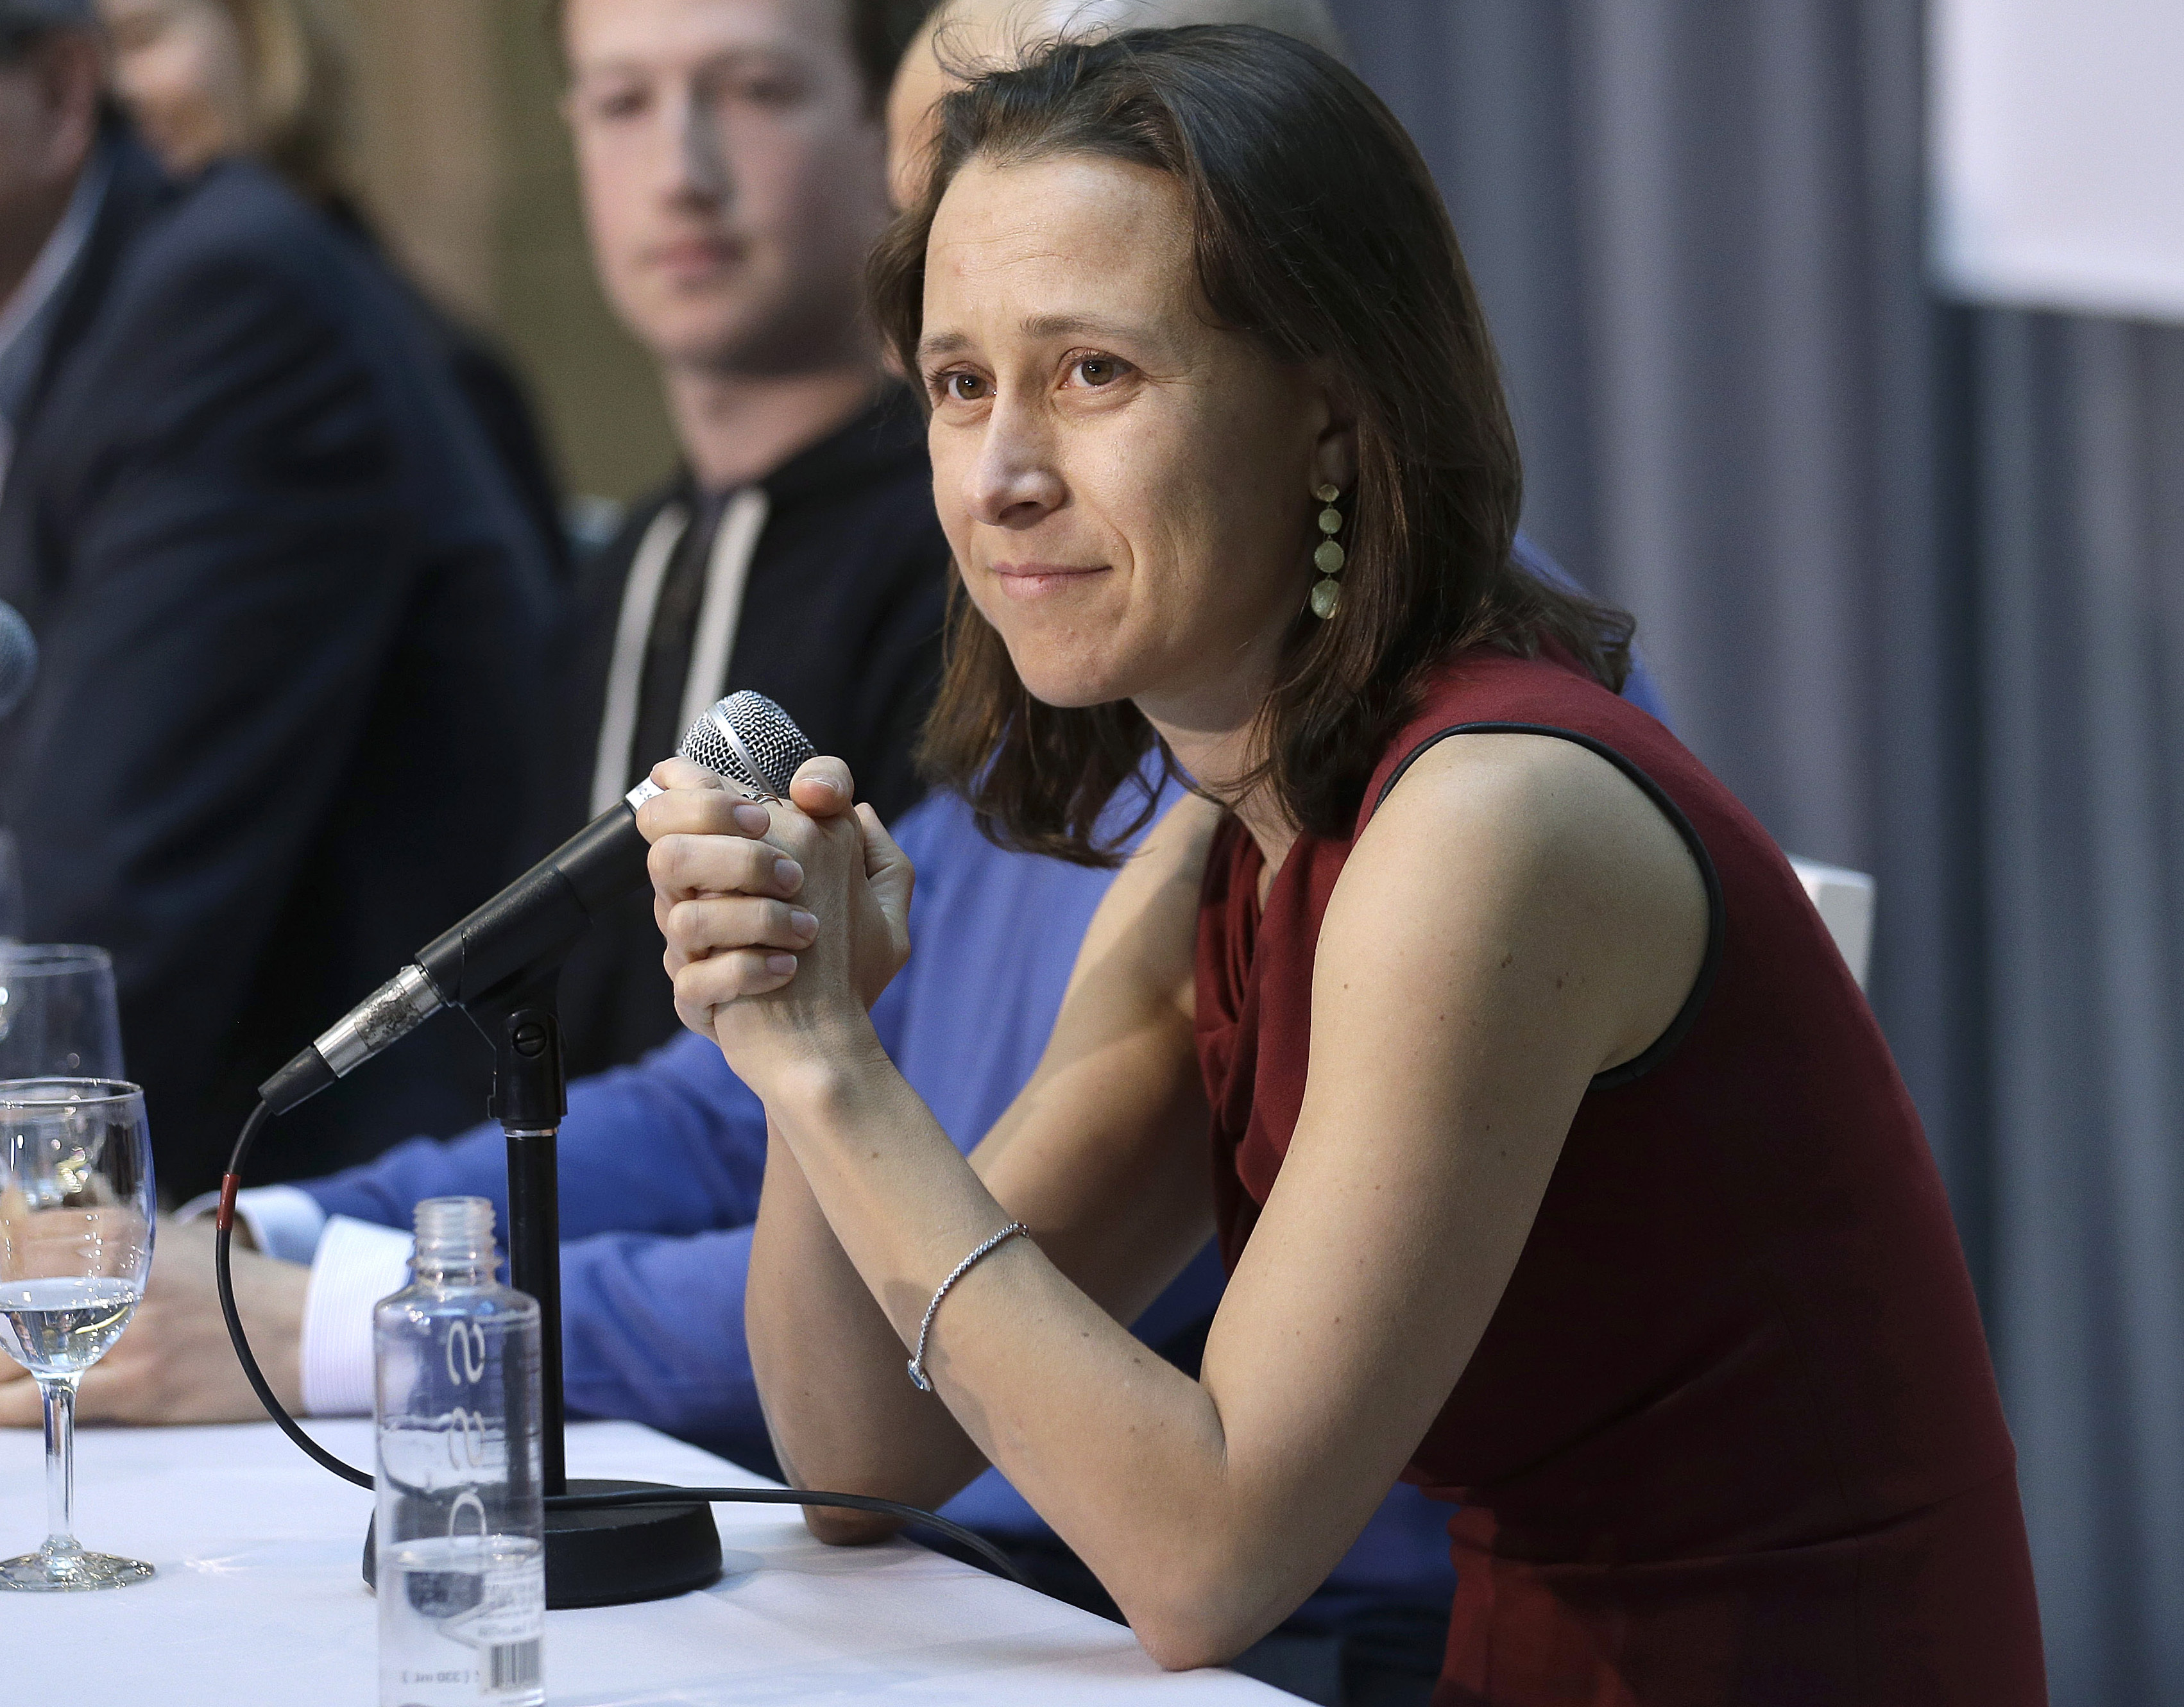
{"left": 40, "top": 1377, "right": 79, "bottom": 1558}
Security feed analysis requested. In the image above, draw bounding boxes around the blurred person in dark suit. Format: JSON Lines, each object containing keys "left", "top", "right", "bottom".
{"left": 97, "top": 0, "right": 570, "bottom": 580}
{"left": 542, "top": 0, "right": 948, "bottom": 1078}
{"left": 0, "top": 0, "right": 560, "bottom": 1197}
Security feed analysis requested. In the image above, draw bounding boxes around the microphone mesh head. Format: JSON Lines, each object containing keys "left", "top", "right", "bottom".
{"left": 678, "top": 691, "right": 815, "bottom": 801}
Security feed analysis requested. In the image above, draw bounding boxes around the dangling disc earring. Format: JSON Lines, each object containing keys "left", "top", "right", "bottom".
{"left": 1309, "top": 483, "right": 1345, "bottom": 618}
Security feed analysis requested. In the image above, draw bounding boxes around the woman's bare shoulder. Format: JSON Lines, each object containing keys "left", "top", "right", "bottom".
{"left": 1323, "top": 731, "right": 1708, "bottom": 1077}
{"left": 1352, "top": 729, "right": 1692, "bottom": 892}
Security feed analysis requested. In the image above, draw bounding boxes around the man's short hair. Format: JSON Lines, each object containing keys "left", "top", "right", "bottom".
{"left": 548, "top": 0, "right": 936, "bottom": 114}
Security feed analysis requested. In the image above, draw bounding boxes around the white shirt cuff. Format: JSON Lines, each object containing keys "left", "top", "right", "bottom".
{"left": 300, "top": 1216, "right": 416, "bottom": 1417}
{"left": 173, "top": 1184, "right": 330, "bottom": 1266}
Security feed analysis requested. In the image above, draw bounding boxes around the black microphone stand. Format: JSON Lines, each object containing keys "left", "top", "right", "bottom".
{"left": 490, "top": 981, "right": 572, "bottom": 1494}
{"left": 365, "top": 968, "right": 724, "bottom": 1609}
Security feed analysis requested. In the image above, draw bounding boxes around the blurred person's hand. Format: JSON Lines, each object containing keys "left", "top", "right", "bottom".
{"left": 0, "top": 1187, "right": 152, "bottom": 1280}
{"left": 0, "top": 1216, "right": 304, "bottom": 1426}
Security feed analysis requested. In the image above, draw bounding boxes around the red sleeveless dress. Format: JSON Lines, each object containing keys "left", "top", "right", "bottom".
{"left": 1194, "top": 649, "right": 2045, "bottom": 1705}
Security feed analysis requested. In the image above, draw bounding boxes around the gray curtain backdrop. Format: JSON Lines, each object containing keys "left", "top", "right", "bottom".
{"left": 1322, "top": 2, "right": 2184, "bottom": 1700}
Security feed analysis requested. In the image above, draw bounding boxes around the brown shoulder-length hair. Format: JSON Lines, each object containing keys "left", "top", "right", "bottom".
{"left": 871, "top": 24, "right": 1633, "bottom": 865}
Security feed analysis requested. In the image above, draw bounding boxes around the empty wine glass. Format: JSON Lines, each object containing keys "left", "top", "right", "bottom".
{"left": 0, "top": 946, "right": 124, "bottom": 1081}
{"left": 0, "top": 1079, "right": 156, "bottom": 1591}
{"left": 0, "top": 831, "right": 23, "bottom": 943}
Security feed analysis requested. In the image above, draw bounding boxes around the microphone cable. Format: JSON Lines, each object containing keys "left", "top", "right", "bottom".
{"left": 212, "top": 1099, "right": 1034, "bottom": 1590}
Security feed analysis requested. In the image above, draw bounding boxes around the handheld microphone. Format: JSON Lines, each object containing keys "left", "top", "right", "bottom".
{"left": 259, "top": 690, "right": 815, "bottom": 1114}
{"left": 0, "top": 599, "right": 38, "bottom": 721}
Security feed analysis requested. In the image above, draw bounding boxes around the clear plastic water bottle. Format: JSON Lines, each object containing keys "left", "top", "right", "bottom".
{"left": 374, "top": 1197, "right": 546, "bottom": 1707}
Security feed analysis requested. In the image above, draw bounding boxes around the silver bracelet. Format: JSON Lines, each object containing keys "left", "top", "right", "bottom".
{"left": 907, "top": 1222, "right": 1030, "bottom": 1392}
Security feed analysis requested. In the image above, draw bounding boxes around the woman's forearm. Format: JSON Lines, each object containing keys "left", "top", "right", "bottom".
{"left": 745, "top": 1100, "right": 991, "bottom": 1525}
{"left": 762, "top": 1044, "right": 1307, "bottom": 1667}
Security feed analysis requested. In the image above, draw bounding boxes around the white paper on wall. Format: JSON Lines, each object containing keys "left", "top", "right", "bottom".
{"left": 1931, "top": 0, "right": 2184, "bottom": 323}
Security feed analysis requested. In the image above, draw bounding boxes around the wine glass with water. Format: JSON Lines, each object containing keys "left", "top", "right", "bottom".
{"left": 0, "top": 1078, "right": 156, "bottom": 1590}
{"left": 0, "top": 945, "right": 125, "bottom": 1080}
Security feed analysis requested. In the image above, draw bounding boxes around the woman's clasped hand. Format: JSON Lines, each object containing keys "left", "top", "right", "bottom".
{"left": 636, "top": 755, "right": 912, "bottom": 1095}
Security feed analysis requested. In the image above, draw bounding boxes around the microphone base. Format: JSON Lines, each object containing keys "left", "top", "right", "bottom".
{"left": 364, "top": 1479, "right": 724, "bottom": 1609}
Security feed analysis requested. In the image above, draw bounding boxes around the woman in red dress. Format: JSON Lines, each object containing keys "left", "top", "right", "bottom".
{"left": 635, "top": 26, "right": 2047, "bottom": 1703}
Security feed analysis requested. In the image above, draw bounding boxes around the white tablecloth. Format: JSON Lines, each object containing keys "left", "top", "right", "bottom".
{"left": 0, "top": 1418, "right": 1295, "bottom": 1704}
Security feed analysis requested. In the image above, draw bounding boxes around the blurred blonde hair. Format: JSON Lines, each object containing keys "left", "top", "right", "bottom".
{"left": 218, "top": 0, "right": 351, "bottom": 204}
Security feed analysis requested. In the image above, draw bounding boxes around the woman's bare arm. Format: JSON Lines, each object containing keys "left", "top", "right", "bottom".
{"left": 645, "top": 735, "right": 1705, "bottom": 1668}
{"left": 710, "top": 786, "right": 1225, "bottom": 1525}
